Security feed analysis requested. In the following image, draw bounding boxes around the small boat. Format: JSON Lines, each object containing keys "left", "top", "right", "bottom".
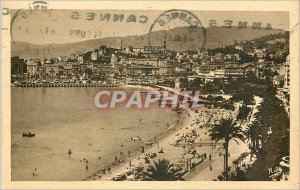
{"left": 145, "top": 141, "right": 154, "bottom": 146}
{"left": 132, "top": 136, "right": 142, "bottom": 141}
{"left": 22, "top": 131, "right": 35, "bottom": 137}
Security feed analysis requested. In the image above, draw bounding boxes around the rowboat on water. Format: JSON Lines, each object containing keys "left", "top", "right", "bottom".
{"left": 22, "top": 131, "right": 35, "bottom": 137}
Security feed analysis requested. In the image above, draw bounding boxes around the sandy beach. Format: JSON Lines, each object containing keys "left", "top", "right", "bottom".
{"left": 85, "top": 103, "right": 240, "bottom": 181}
{"left": 84, "top": 94, "right": 262, "bottom": 181}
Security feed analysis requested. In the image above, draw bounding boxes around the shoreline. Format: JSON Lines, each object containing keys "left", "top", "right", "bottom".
{"left": 85, "top": 99, "right": 253, "bottom": 181}
{"left": 83, "top": 84, "right": 185, "bottom": 181}
{"left": 11, "top": 85, "right": 256, "bottom": 181}
{"left": 84, "top": 109, "right": 189, "bottom": 181}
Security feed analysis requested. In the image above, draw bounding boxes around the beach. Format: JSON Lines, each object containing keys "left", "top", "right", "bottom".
{"left": 11, "top": 84, "right": 260, "bottom": 181}
{"left": 85, "top": 102, "right": 244, "bottom": 181}
{"left": 86, "top": 95, "right": 262, "bottom": 181}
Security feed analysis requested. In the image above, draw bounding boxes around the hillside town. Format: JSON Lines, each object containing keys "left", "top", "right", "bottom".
{"left": 11, "top": 32, "right": 290, "bottom": 110}
{"left": 11, "top": 31, "right": 290, "bottom": 181}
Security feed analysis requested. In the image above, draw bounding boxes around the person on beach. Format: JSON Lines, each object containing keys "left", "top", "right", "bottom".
{"left": 86, "top": 165, "right": 88, "bottom": 170}
{"left": 210, "top": 165, "right": 213, "bottom": 171}
{"left": 98, "top": 156, "right": 101, "bottom": 160}
{"left": 32, "top": 168, "right": 37, "bottom": 176}
{"left": 115, "top": 156, "right": 118, "bottom": 163}
{"left": 141, "top": 146, "right": 144, "bottom": 153}
{"left": 108, "top": 167, "right": 111, "bottom": 174}
{"left": 158, "top": 148, "right": 164, "bottom": 153}
{"left": 102, "top": 168, "right": 106, "bottom": 174}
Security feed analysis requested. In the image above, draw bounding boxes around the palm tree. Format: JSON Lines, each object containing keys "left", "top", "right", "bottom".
{"left": 209, "top": 118, "right": 245, "bottom": 180}
{"left": 142, "top": 159, "right": 185, "bottom": 181}
{"left": 245, "top": 121, "right": 262, "bottom": 160}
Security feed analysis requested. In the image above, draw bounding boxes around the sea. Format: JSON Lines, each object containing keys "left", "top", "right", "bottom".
{"left": 11, "top": 87, "right": 178, "bottom": 181}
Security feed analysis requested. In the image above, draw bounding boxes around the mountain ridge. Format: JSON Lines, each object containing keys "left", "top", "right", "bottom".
{"left": 12, "top": 26, "right": 286, "bottom": 59}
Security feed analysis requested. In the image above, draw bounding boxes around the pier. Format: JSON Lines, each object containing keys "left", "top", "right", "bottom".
{"left": 11, "top": 83, "right": 122, "bottom": 88}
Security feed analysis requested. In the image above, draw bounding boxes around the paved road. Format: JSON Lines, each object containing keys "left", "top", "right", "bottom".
{"left": 184, "top": 96, "right": 262, "bottom": 181}
{"left": 184, "top": 140, "right": 248, "bottom": 180}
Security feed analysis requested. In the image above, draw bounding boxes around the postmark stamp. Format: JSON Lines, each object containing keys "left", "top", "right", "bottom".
{"left": 148, "top": 9, "right": 206, "bottom": 51}
{"left": 10, "top": 1, "right": 59, "bottom": 43}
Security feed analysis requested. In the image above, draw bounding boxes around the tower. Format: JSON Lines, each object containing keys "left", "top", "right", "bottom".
{"left": 163, "top": 40, "right": 166, "bottom": 49}
{"left": 163, "top": 40, "right": 167, "bottom": 54}
{"left": 111, "top": 54, "right": 117, "bottom": 68}
{"left": 116, "top": 39, "right": 122, "bottom": 50}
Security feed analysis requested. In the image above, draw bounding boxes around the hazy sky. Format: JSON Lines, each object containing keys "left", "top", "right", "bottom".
{"left": 11, "top": 9, "right": 289, "bottom": 44}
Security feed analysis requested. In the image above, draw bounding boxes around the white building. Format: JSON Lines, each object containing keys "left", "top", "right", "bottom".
{"left": 26, "top": 60, "right": 38, "bottom": 76}
{"left": 91, "top": 50, "right": 98, "bottom": 61}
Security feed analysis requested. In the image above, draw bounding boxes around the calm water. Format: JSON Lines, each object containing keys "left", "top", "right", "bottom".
{"left": 11, "top": 87, "right": 178, "bottom": 181}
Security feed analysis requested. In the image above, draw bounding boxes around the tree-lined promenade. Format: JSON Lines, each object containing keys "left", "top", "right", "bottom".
{"left": 137, "top": 71, "right": 289, "bottom": 181}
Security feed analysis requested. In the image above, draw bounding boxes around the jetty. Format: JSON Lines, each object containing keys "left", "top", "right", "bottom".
{"left": 11, "top": 83, "right": 122, "bottom": 88}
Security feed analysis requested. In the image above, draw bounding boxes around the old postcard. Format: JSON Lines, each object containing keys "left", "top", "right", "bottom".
{"left": 1, "top": 0, "right": 299, "bottom": 189}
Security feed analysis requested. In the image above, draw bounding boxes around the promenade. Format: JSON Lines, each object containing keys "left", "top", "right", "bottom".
{"left": 185, "top": 96, "right": 262, "bottom": 181}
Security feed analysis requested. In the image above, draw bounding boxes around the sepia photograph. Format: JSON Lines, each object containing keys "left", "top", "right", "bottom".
{"left": 1, "top": 0, "right": 299, "bottom": 189}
